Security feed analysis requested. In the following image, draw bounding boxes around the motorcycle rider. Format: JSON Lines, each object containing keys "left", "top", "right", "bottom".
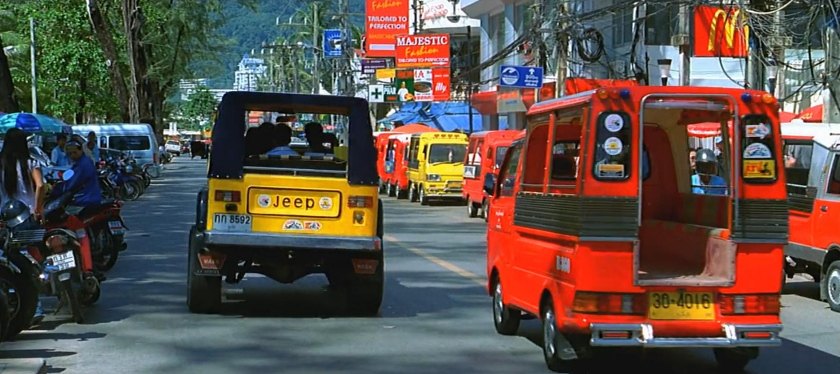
{"left": 50, "top": 141, "right": 102, "bottom": 210}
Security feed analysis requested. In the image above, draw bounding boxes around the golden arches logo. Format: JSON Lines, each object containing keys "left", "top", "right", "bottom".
{"left": 707, "top": 8, "right": 749, "bottom": 55}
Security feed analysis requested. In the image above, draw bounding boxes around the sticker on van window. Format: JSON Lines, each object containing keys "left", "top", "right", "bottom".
{"left": 597, "top": 163, "right": 625, "bottom": 178}
{"left": 604, "top": 114, "right": 624, "bottom": 132}
{"left": 743, "top": 160, "right": 776, "bottom": 179}
{"left": 745, "top": 123, "right": 770, "bottom": 139}
{"left": 743, "top": 143, "right": 772, "bottom": 159}
{"left": 603, "top": 137, "right": 623, "bottom": 156}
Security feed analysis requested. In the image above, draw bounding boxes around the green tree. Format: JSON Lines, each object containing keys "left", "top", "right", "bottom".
{"left": 178, "top": 86, "right": 217, "bottom": 130}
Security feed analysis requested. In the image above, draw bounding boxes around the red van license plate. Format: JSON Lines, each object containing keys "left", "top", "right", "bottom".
{"left": 648, "top": 292, "right": 715, "bottom": 320}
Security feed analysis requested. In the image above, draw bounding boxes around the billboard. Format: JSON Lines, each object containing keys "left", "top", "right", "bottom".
{"left": 365, "top": 0, "right": 410, "bottom": 58}
{"left": 693, "top": 5, "right": 750, "bottom": 58}
{"left": 395, "top": 34, "right": 451, "bottom": 68}
{"left": 389, "top": 68, "right": 450, "bottom": 102}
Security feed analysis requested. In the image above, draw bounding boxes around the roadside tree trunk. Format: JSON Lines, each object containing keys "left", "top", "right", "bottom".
{"left": 0, "top": 35, "right": 20, "bottom": 113}
{"left": 86, "top": 0, "right": 130, "bottom": 122}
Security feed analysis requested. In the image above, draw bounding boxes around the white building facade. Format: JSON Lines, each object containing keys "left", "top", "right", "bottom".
{"left": 233, "top": 54, "right": 268, "bottom": 92}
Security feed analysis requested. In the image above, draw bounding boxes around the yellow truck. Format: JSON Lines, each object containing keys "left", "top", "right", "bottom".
{"left": 406, "top": 132, "right": 468, "bottom": 205}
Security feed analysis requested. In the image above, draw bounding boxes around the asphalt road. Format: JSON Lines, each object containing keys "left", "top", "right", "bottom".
{"left": 0, "top": 158, "right": 838, "bottom": 373}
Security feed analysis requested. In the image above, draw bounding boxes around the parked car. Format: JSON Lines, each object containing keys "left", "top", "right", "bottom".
{"left": 165, "top": 140, "right": 181, "bottom": 156}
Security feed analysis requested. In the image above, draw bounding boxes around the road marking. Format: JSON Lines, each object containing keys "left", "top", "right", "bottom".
{"left": 384, "top": 234, "right": 485, "bottom": 287}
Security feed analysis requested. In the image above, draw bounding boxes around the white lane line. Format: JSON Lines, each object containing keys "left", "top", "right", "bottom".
{"left": 384, "top": 234, "right": 485, "bottom": 287}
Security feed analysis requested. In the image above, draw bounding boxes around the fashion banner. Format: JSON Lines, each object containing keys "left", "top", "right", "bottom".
{"left": 395, "top": 34, "right": 450, "bottom": 68}
{"left": 365, "top": 0, "right": 410, "bottom": 57}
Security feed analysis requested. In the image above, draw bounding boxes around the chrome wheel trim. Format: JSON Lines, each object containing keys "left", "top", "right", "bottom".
{"left": 493, "top": 282, "right": 504, "bottom": 324}
{"left": 828, "top": 267, "right": 840, "bottom": 305}
{"left": 543, "top": 307, "right": 557, "bottom": 358}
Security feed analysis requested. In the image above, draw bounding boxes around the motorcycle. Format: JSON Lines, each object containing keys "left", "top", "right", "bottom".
{"left": 0, "top": 240, "right": 37, "bottom": 340}
{"left": 9, "top": 171, "right": 103, "bottom": 324}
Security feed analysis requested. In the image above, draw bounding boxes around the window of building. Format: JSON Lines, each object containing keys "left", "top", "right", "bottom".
{"left": 645, "top": 0, "right": 679, "bottom": 45}
{"left": 612, "top": 0, "right": 634, "bottom": 46}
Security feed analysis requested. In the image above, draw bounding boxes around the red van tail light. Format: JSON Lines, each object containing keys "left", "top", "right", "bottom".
{"left": 214, "top": 190, "right": 241, "bottom": 202}
{"left": 719, "top": 294, "right": 780, "bottom": 315}
{"left": 348, "top": 195, "right": 373, "bottom": 208}
{"left": 572, "top": 292, "right": 645, "bottom": 315}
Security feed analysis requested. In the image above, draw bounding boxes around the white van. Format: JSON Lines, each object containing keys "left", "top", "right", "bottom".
{"left": 73, "top": 123, "right": 161, "bottom": 174}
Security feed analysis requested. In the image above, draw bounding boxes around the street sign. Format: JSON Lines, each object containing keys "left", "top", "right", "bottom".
{"left": 323, "top": 29, "right": 343, "bottom": 58}
{"left": 362, "top": 59, "right": 388, "bottom": 74}
{"left": 368, "top": 84, "right": 386, "bottom": 103}
{"left": 499, "top": 65, "right": 544, "bottom": 88}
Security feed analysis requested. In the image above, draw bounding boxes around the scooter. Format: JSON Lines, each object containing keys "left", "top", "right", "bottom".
{"left": 0, "top": 240, "right": 37, "bottom": 340}
{"left": 75, "top": 200, "right": 128, "bottom": 272}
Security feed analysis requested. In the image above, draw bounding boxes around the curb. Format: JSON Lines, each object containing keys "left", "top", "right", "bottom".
{"left": 0, "top": 359, "right": 47, "bottom": 374}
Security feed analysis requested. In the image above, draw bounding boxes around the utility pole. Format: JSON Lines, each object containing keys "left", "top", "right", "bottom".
{"left": 30, "top": 18, "right": 37, "bottom": 113}
{"left": 739, "top": 0, "right": 751, "bottom": 88}
{"left": 339, "top": 0, "right": 354, "bottom": 97}
{"left": 554, "top": 1, "right": 568, "bottom": 98}
{"left": 824, "top": 25, "right": 840, "bottom": 123}
{"left": 677, "top": 3, "right": 691, "bottom": 86}
{"left": 312, "top": 3, "right": 320, "bottom": 94}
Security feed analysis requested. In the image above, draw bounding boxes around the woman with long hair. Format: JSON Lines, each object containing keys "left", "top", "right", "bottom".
{"left": 0, "top": 128, "right": 45, "bottom": 222}
{"left": 0, "top": 128, "right": 46, "bottom": 325}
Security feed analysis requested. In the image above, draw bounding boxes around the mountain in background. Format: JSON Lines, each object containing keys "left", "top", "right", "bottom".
{"left": 198, "top": 0, "right": 364, "bottom": 89}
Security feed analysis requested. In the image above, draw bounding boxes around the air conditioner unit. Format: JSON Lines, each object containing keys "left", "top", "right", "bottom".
{"left": 609, "top": 60, "right": 627, "bottom": 78}
{"left": 670, "top": 34, "right": 690, "bottom": 47}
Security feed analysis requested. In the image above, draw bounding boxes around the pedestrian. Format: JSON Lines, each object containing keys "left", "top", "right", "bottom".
{"left": 86, "top": 131, "right": 101, "bottom": 162}
{"left": 0, "top": 128, "right": 46, "bottom": 324}
{"left": 51, "top": 133, "right": 71, "bottom": 167}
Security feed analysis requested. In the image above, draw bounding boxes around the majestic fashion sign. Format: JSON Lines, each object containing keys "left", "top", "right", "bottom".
{"left": 693, "top": 5, "right": 750, "bottom": 58}
{"left": 394, "top": 34, "right": 450, "bottom": 68}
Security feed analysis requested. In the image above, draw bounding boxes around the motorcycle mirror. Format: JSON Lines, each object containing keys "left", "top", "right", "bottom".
{"left": 62, "top": 169, "right": 75, "bottom": 181}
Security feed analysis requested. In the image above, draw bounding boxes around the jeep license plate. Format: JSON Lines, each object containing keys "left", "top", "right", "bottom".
{"left": 213, "top": 213, "right": 252, "bottom": 232}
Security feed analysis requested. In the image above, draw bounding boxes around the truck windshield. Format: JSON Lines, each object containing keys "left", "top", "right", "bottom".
{"left": 428, "top": 143, "right": 466, "bottom": 164}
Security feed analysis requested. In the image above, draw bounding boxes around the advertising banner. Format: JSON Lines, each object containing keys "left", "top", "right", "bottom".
{"left": 395, "top": 34, "right": 450, "bottom": 68}
{"left": 693, "top": 5, "right": 749, "bottom": 58}
{"left": 362, "top": 58, "right": 388, "bottom": 74}
{"left": 389, "top": 68, "right": 451, "bottom": 102}
{"left": 432, "top": 68, "right": 450, "bottom": 101}
{"left": 365, "top": 0, "right": 410, "bottom": 58}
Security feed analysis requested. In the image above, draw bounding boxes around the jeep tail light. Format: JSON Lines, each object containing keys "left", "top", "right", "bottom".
{"left": 348, "top": 196, "right": 373, "bottom": 208}
{"left": 572, "top": 292, "right": 645, "bottom": 315}
{"left": 719, "top": 294, "right": 780, "bottom": 315}
{"left": 214, "top": 190, "right": 241, "bottom": 202}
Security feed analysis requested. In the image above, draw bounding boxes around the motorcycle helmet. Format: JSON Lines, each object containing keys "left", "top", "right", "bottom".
{"left": 0, "top": 199, "right": 32, "bottom": 228}
{"left": 695, "top": 148, "right": 718, "bottom": 176}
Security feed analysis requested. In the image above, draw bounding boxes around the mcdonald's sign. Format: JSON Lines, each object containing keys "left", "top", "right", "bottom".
{"left": 693, "top": 5, "right": 750, "bottom": 58}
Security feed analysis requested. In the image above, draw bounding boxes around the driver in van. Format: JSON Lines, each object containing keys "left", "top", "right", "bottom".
{"left": 50, "top": 141, "right": 103, "bottom": 209}
{"left": 691, "top": 148, "right": 727, "bottom": 195}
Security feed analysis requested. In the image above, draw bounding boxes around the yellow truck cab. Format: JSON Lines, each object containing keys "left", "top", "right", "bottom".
{"left": 406, "top": 132, "right": 468, "bottom": 205}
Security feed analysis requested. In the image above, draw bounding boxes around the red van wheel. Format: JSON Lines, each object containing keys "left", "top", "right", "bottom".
{"left": 492, "top": 280, "right": 520, "bottom": 335}
{"left": 825, "top": 260, "right": 840, "bottom": 312}
{"left": 467, "top": 199, "right": 478, "bottom": 218}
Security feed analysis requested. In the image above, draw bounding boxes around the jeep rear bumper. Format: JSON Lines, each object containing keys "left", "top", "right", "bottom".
{"left": 200, "top": 231, "right": 381, "bottom": 252}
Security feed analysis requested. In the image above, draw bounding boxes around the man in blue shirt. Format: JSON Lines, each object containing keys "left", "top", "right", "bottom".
{"left": 691, "top": 148, "right": 727, "bottom": 195}
{"left": 51, "top": 141, "right": 102, "bottom": 207}
{"left": 266, "top": 123, "right": 299, "bottom": 157}
{"left": 50, "top": 133, "right": 70, "bottom": 167}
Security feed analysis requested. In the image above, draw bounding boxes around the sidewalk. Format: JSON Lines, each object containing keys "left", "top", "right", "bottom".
{"left": 0, "top": 359, "right": 46, "bottom": 374}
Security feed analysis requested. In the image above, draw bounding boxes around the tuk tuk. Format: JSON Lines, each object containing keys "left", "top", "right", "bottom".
{"left": 383, "top": 133, "right": 412, "bottom": 198}
{"left": 486, "top": 86, "right": 786, "bottom": 371}
{"left": 375, "top": 131, "right": 395, "bottom": 194}
{"left": 462, "top": 130, "right": 523, "bottom": 219}
{"left": 780, "top": 122, "right": 840, "bottom": 312}
{"left": 406, "top": 132, "right": 469, "bottom": 205}
{"left": 187, "top": 92, "right": 383, "bottom": 316}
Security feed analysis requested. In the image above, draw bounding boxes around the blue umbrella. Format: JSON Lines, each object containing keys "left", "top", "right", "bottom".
{"left": 0, "top": 112, "right": 71, "bottom": 135}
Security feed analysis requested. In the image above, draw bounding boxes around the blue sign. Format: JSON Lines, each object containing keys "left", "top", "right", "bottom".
{"left": 323, "top": 29, "right": 343, "bottom": 58}
{"left": 499, "top": 65, "right": 544, "bottom": 88}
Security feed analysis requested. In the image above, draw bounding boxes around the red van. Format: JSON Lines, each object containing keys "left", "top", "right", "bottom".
{"left": 463, "top": 130, "right": 523, "bottom": 219}
{"left": 487, "top": 86, "right": 785, "bottom": 372}
{"left": 375, "top": 131, "right": 396, "bottom": 194}
{"left": 383, "top": 133, "right": 413, "bottom": 198}
{"left": 780, "top": 122, "right": 840, "bottom": 312}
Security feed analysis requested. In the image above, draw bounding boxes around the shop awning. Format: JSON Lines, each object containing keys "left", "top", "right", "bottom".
{"left": 795, "top": 104, "right": 823, "bottom": 123}
{"left": 470, "top": 78, "right": 639, "bottom": 115}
